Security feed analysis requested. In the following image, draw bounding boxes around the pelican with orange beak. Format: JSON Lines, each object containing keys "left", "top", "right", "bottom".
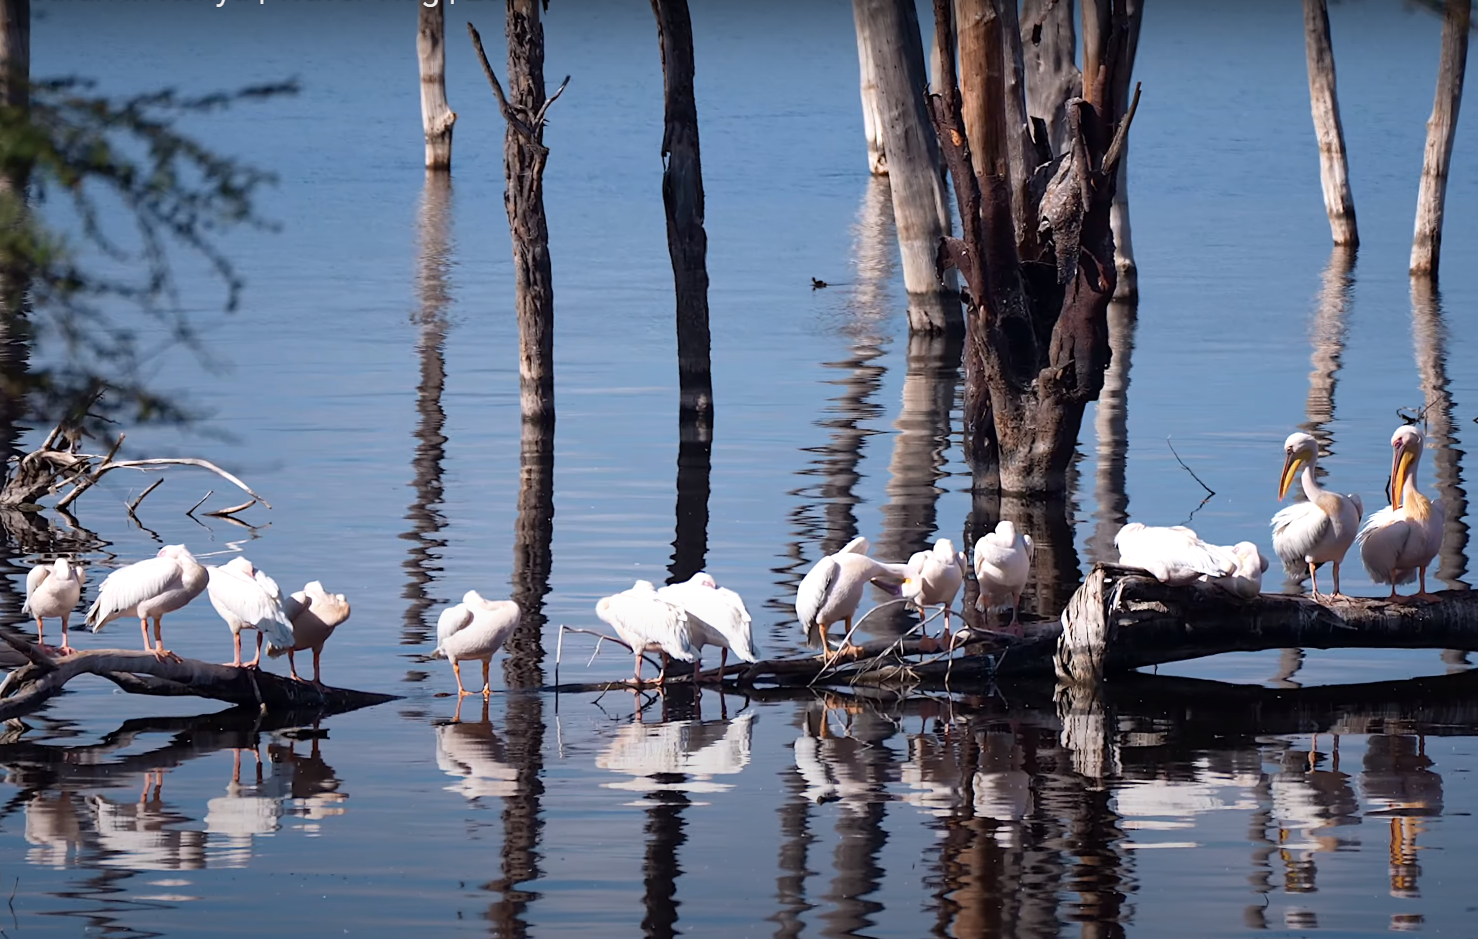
{"left": 1271, "top": 432, "right": 1363, "bottom": 598}
{"left": 1357, "top": 425, "right": 1445, "bottom": 600}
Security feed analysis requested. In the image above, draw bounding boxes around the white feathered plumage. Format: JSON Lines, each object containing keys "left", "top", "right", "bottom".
{"left": 1201, "top": 541, "right": 1269, "bottom": 600}
{"left": 85, "top": 544, "right": 208, "bottom": 660}
{"left": 973, "top": 521, "right": 1034, "bottom": 631}
{"left": 657, "top": 572, "right": 757, "bottom": 677}
{"left": 434, "top": 591, "right": 522, "bottom": 696}
{"left": 596, "top": 580, "right": 694, "bottom": 685}
{"left": 1271, "top": 431, "right": 1363, "bottom": 598}
{"left": 23, "top": 558, "right": 85, "bottom": 652}
{"left": 206, "top": 557, "right": 295, "bottom": 669}
{"left": 1114, "top": 523, "right": 1237, "bottom": 586}
{"left": 795, "top": 536, "right": 908, "bottom": 653}
{"left": 901, "top": 539, "right": 967, "bottom": 638}
{"left": 268, "top": 581, "right": 352, "bottom": 684}
{"left": 1357, "top": 425, "right": 1445, "bottom": 600}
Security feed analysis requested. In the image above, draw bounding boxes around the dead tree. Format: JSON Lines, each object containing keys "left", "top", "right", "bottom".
{"left": 1411, "top": 0, "right": 1470, "bottom": 276}
{"left": 651, "top": 0, "right": 714, "bottom": 437}
{"left": 468, "top": 12, "right": 568, "bottom": 430}
{"left": 929, "top": 0, "right": 1141, "bottom": 494}
{"left": 1020, "top": 0, "right": 1080, "bottom": 157}
{"left": 1302, "top": 0, "right": 1358, "bottom": 246}
{"left": 853, "top": 0, "right": 958, "bottom": 333}
{"left": 418, "top": 0, "right": 457, "bottom": 170}
{"left": 855, "top": 14, "right": 890, "bottom": 174}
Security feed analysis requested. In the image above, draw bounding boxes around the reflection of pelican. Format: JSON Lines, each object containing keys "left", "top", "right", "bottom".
{"left": 1201, "top": 542, "right": 1268, "bottom": 599}
{"left": 436, "top": 703, "right": 518, "bottom": 801}
{"left": 973, "top": 522, "right": 1034, "bottom": 630}
{"left": 434, "top": 591, "right": 521, "bottom": 695}
{"left": 898, "top": 733, "right": 964, "bottom": 815}
{"left": 205, "top": 748, "right": 285, "bottom": 868}
{"left": 657, "top": 572, "right": 757, "bottom": 675}
{"left": 796, "top": 536, "right": 907, "bottom": 653}
{"left": 270, "top": 581, "right": 352, "bottom": 684}
{"left": 1114, "top": 523, "right": 1236, "bottom": 585}
{"left": 1268, "top": 743, "right": 1358, "bottom": 854}
{"left": 972, "top": 732, "right": 1033, "bottom": 840}
{"left": 1272, "top": 432, "right": 1363, "bottom": 597}
{"left": 206, "top": 557, "right": 295, "bottom": 668}
{"left": 24, "top": 791, "right": 86, "bottom": 868}
{"left": 87, "top": 544, "right": 209, "bottom": 660}
{"left": 1362, "top": 734, "right": 1442, "bottom": 899}
{"left": 1359, "top": 426, "right": 1445, "bottom": 600}
{"left": 901, "top": 539, "right": 966, "bottom": 637}
{"left": 24, "top": 558, "right": 84, "bottom": 652}
{"left": 89, "top": 771, "right": 207, "bottom": 870}
{"left": 792, "top": 713, "right": 878, "bottom": 811}
{"left": 596, "top": 581, "right": 694, "bottom": 684}
{"left": 597, "top": 712, "right": 756, "bottom": 795}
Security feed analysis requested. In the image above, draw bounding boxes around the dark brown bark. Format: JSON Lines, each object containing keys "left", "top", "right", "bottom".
{"left": 467, "top": 12, "right": 567, "bottom": 431}
{"left": 930, "top": 0, "right": 1138, "bottom": 494}
{"left": 418, "top": 0, "right": 456, "bottom": 170}
{"left": 1411, "top": 0, "right": 1469, "bottom": 276}
{"left": 651, "top": 0, "right": 714, "bottom": 433}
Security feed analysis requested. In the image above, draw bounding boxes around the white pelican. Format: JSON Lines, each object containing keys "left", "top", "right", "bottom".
{"left": 1357, "top": 425, "right": 1445, "bottom": 600}
{"left": 206, "top": 557, "right": 295, "bottom": 669}
{"left": 1114, "top": 523, "right": 1237, "bottom": 586}
{"left": 657, "top": 572, "right": 757, "bottom": 679}
{"left": 1271, "top": 431, "right": 1363, "bottom": 597}
{"left": 901, "top": 538, "right": 967, "bottom": 638}
{"left": 795, "top": 536, "right": 908, "bottom": 654}
{"left": 23, "top": 558, "right": 85, "bottom": 653}
{"left": 269, "top": 581, "right": 352, "bottom": 684}
{"left": 433, "top": 591, "right": 521, "bottom": 696}
{"left": 596, "top": 580, "right": 694, "bottom": 685}
{"left": 973, "top": 521, "right": 1034, "bottom": 632}
{"left": 1201, "top": 541, "right": 1269, "bottom": 600}
{"left": 85, "top": 544, "right": 208, "bottom": 661}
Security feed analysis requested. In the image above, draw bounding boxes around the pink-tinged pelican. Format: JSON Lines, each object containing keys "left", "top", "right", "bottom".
{"left": 795, "top": 536, "right": 908, "bottom": 655}
{"left": 597, "top": 580, "right": 695, "bottom": 685}
{"left": 657, "top": 572, "right": 756, "bottom": 680}
{"left": 1201, "top": 541, "right": 1269, "bottom": 599}
{"left": 85, "top": 545, "right": 208, "bottom": 661}
{"left": 269, "top": 582, "right": 351, "bottom": 684}
{"left": 434, "top": 591, "right": 521, "bottom": 696}
{"left": 1357, "top": 425, "right": 1445, "bottom": 601}
{"left": 1271, "top": 432, "right": 1363, "bottom": 598}
{"left": 973, "top": 522, "right": 1034, "bottom": 633}
{"left": 1115, "top": 523, "right": 1237, "bottom": 586}
{"left": 901, "top": 539, "right": 967, "bottom": 638}
{"left": 23, "top": 559, "right": 85, "bottom": 653}
{"left": 206, "top": 557, "right": 295, "bottom": 668}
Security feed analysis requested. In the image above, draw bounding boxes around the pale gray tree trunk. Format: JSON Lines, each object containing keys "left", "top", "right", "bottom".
{"left": 1411, "top": 0, "right": 1470, "bottom": 276}
{"left": 1021, "top": 0, "right": 1080, "bottom": 157}
{"left": 1302, "top": 0, "right": 1358, "bottom": 246}
{"left": 418, "top": 1, "right": 456, "bottom": 170}
{"left": 854, "top": 15, "right": 889, "bottom": 175}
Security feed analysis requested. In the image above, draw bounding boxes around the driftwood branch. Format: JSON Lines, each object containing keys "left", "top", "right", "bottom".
{"left": 0, "top": 647, "right": 397, "bottom": 721}
{"left": 127, "top": 478, "right": 164, "bottom": 513}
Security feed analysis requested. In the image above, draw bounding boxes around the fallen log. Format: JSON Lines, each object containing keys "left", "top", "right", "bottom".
{"left": 0, "top": 647, "right": 398, "bottom": 721}
{"left": 1054, "top": 564, "right": 1478, "bottom": 684}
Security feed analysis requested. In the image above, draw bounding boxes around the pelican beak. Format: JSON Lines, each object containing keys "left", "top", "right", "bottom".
{"left": 1278, "top": 452, "right": 1303, "bottom": 500}
{"left": 1392, "top": 446, "right": 1415, "bottom": 510}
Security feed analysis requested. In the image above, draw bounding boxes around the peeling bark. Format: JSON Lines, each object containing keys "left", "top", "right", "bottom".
{"left": 418, "top": 1, "right": 457, "bottom": 170}
{"left": 1302, "top": 0, "right": 1358, "bottom": 246}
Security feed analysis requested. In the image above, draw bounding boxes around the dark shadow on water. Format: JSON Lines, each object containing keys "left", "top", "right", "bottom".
{"left": 401, "top": 172, "right": 453, "bottom": 648}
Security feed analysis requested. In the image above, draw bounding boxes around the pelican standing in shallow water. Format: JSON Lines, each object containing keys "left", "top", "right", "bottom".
{"left": 1114, "top": 523, "right": 1237, "bottom": 586}
{"left": 206, "top": 557, "right": 295, "bottom": 668}
{"left": 434, "top": 591, "right": 521, "bottom": 696}
{"left": 1357, "top": 425, "right": 1445, "bottom": 601}
{"left": 657, "top": 572, "right": 756, "bottom": 680}
{"left": 596, "top": 580, "right": 694, "bottom": 685}
{"left": 23, "top": 559, "right": 85, "bottom": 653}
{"left": 269, "top": 582, "right": 351, "bottom": 684}
{"left": 901, "top": 539, "right": 967, "bottom": 640}
{"left": 1271, "top": 431, "right": 1363, "bottom": 598}
{"left": 795, "top": 536, "right": 908, "bottom": 656}
{"left": 973, "top": 522, "right": 1034, "bottom": 633}
{"left": 85, "top": 545, "right": 208, "bottom": 661}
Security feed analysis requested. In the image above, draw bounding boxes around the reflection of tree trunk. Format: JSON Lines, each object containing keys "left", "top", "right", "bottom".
{"left": 639, "top": 790, "right": 689, "bottom": 939}
{"left": 506, "top": 418, "right": 554, "bottom": 686}
{"left": 1086, "top": 299, "right": 1136, "bottom": 565}
{"left": 819, "top": 713, "right": 892, "bottom": 939}
{"left": 486, "top": 691, "right": 545, "bottom": 938}
{"left": 1300, "top": 247, "right": 1355, "bottom": 451}
{"left": 403, "top": 173, "right": 453, "bottom": 647}
{"left": 770, "top": 736, "right": 815, "bottom": 939}
{"left": 1411, "top": 279, "right": 1468, "bottom": 590}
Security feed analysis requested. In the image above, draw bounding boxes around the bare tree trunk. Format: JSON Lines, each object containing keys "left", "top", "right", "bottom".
{"left": 651, "top": 0, "right": 714, "bottom": 436}
{"left": 1302, "top": 0, "right": 1358, "bottom": 246}
{"left": 854, "top": 0, "right": 958, "bottom": 334}
{"left": 1020, "top": 0, "right": 1080, "bottom": 157}
{"left": 1109, "top": 0, "right": 1142, "bottom": 299}
{"left": 467, "top": 11, "right": 567, "bottom": 432}
{"left": 667, "top": 432, "right": 710, "bottom": 584}
{"left": 418, "top": 1, "right": 457, "bottom": 170}
{"left": 956, "top": 0, "right": 1036, "bottom": 247}
{"left": 1411, "top": 0, "right": 1469, "bottom": 277}
{"left": 505, "top": 416, "right": 553, "bottom": 688}
{"left": 855, "top": 15, "right": 889, "bottom": 174}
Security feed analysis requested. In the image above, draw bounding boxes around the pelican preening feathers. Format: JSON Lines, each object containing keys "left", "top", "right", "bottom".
{"left": 973, "top": 523, "right": 1034, "bottom": 632}
{"left": 901, "top": 539, "right": 967, "bottom": 638}
{"left": 1271, "top": 432, "right": 1363, "bottom": 598}
{"left": 206, "top": 557, "right": 295, "bottom": 669}
{"left": 795, "top": 536, "right": 909, "bottom": 656}
{"left": 24, "top": 559, "right": 86, "bottom": 653}
{"left": 1357, "top": 425, "right": 1444, "bottom": 600}
{"left": 1115, "top": 523, "right": 1236, "bottom": 586}
{"left": 434, "top": 591, "right": 522, "bottom": 696}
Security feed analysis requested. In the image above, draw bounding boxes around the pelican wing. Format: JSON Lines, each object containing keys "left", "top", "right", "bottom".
{"left": 206, "top": 565, "right": 294, "bottom": 648}
{"left": 604, "top": 590, "right": 694, "bottom": 662}
{"left": 839, "top": 535, "right": 870, "bottom": 556}
{"left": 1270, "top": 502, "right": 1330, "bottom": 575}
{"left": 659, "top": 581, "right": 756, "bottom": 663}
{"left": 796, "top": 556, "right": 839, "bottom": 629}
{"left": 22, "top": 565, "right": 48, "bottom": 615}
{"left": 1116, "top": 525, "right": 1236, "bottom": 583}
{"left": 86, "top": 556, "right": 182, "bottom": 630}
{"left": 435, "top": 603, "right": 473, "bottom": 654}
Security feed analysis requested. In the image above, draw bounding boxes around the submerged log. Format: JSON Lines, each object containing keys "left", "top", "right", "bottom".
{"left": 1056, "top": 564, "right": 1478, "bottom": 684}
{"left": 0, "top": 647, "right": 398, "bottom": 722}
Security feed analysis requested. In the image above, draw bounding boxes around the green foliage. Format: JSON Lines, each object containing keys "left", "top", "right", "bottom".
{"left": 0, "top": 76, "right": 297, "bottom": 437}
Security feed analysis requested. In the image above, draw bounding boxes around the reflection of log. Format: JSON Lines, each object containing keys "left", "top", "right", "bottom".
{"left": 1411, "top": 278, "right": 1469, "bottom": 590}
{"left": 0, "top": 648, "right": 396, "bottom": 722}
{"left": 1056, "top": 566, "right": 1478, "bottom": 685}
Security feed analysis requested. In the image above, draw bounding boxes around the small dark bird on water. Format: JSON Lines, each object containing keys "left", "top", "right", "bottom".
{"left": 811, "top": 278, "right": 829, "bottom": 289}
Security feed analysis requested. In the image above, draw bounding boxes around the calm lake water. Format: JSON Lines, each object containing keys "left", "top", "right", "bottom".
{"left": 3, "top": 1, "right": 1478, "bottom": 936}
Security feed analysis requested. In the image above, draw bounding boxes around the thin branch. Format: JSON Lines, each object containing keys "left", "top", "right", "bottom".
{"left": 532, "top": 74, "right": 571, "bottom": 127}
{"left": 69, "top": 458, "right": 268, "bottom": 510}
{"left": 186, "top": 490, "right": 213, "bottom": 516}
{"left": 466, "top": 23, "right": 540, "bottom": 142}
{"left": 203, "top": 498, "right": 256, "bottom": 517}
{"left": 1101, "top": 81, "right": 1142, "bottom": 175}
{"left": 1166, "top": 435, "right": 1215, "bottom": 496}
{"left": 127, "top": 478, "right": 163, "bottom": 512}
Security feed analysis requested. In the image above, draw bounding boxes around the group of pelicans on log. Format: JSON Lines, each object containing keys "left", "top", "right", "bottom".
{"left": 7, "top": 424, "right": 1445, "bottom": 698}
